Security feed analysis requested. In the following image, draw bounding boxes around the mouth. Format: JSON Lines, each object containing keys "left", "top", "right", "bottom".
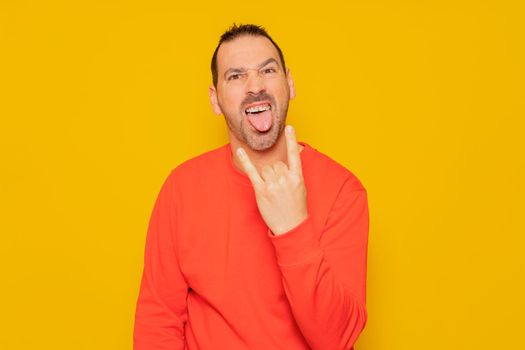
{"left": 243, "top": 101, "right": 273, "bottom": 132}
{"left": 244, "top": 101, "right": 272, "bottom": 115}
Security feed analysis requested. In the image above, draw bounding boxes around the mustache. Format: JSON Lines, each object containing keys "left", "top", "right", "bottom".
{"left": 241, "top": 93, "right": 275, "bottom": 109}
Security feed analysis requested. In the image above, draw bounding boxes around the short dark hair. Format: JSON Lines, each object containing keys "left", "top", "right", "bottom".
{"left": 211, "top": 23, "right": 286, "bottom": 87}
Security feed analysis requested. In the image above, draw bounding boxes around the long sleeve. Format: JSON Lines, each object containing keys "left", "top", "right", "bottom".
{"left": 268, "top": 176, "right": 369, "bottom": 350}
{"left": 133, "top": 171, "right": 189, "bottom": 350}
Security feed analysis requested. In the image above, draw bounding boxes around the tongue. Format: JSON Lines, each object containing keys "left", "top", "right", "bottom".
{"left": 247, "top": 109, "right": 273, "bottom": 132}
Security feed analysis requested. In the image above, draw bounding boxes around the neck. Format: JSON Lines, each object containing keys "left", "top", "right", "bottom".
{"left": 229, "top": 131, "right": 304, "bottom": 176}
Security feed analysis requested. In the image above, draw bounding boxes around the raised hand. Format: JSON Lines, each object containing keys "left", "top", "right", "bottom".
{"left": 236, "top": 125, "right": 308, "bottom": 236}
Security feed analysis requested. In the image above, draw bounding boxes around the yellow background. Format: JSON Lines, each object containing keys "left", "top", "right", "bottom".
{"left": 1, "top": 1, "right": 524, "bottom": 349}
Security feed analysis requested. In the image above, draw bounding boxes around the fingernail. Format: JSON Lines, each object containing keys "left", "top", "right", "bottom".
{"left": 286, "top": 125, "right": 293, "bottom": 134}
{"left": 237, "top": 148, "right": 245, "bottom": 157}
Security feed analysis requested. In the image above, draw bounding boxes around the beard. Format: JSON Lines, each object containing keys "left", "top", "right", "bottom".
{"left": 221, "top": 93, "right": 290, "bottom": 152}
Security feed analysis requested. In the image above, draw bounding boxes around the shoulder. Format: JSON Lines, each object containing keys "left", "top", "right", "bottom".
{"left": 303, "top": 142, "right": 366, "bottom": 192}
{"left": 167, "top": 143, "right": 227, "bottom": 187}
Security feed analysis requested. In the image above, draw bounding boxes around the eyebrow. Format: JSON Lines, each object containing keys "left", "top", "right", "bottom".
{"left": 223, "top": 58, "right": 279, "bottom": 78}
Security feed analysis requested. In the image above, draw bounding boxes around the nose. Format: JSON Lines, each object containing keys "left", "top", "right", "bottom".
{"left": 245, "top": 70, "right": 266, "bottom": 95}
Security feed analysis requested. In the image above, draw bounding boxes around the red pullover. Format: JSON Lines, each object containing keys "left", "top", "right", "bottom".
{"left": 134, "top": 141, "right": 369, "bottom": 350}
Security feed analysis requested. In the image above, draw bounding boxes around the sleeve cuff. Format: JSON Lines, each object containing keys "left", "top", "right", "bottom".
{"left": 267, "top": 215, "right": 323, "bottom": 266}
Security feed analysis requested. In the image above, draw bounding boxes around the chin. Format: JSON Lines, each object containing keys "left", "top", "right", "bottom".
{"left": 245, "top": 128, "right": 280, "bottom": 152}
{"left": 249, "top": 141, "right": 274, "bottom": 152}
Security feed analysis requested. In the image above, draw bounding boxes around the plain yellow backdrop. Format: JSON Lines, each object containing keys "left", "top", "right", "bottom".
{"left": 1, "top": 0, "right": 524, "bottom": 349}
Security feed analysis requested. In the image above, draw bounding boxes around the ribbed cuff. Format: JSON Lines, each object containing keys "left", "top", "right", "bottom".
{"left": 267, "top": 215, "right": 323, "bottom": 266}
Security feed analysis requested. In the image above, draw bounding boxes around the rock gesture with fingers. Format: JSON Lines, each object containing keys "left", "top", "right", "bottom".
{"left": 236, "top": 125, "right": 308, "bottom": 236}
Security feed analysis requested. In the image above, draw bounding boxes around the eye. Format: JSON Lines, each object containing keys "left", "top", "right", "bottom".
{"left": 227, "top": 74, "right": 241, "bottom": 80}
{"left": 262, "top": 67, "right": 277, "bottom": 74}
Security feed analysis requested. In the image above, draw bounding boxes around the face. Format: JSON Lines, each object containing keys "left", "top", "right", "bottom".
{"left": 209, "top": 35, "right": 295, "bottom": 151}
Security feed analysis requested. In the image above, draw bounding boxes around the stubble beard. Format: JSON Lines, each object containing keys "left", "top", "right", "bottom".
{"left": 224, "top": 102, "right": 289, "bottom": 152}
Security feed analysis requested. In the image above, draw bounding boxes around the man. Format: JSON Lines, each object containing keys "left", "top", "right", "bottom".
{"left": 133, "top": 24, "right": 369, "bottom": 350}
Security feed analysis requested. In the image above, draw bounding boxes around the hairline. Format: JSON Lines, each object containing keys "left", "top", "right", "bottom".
{"left": 212, "top": 33, "right": 286, "bottom": 88}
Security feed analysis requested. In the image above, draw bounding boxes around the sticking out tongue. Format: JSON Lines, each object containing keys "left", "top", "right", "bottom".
{"left": 246, "top": 109, "right": 273, "bottom": 132}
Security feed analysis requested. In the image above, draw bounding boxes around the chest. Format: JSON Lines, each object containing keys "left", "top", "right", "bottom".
{"left": 177, "top": 185, "right": 286, "bottom": 305}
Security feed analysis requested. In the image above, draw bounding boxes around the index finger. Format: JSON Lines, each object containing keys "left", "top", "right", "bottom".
{"left": 236, "top": 147, "right": 264, "bottom": 188}
{"left": 285, "top": 125, "right": 303, "bottom": 176}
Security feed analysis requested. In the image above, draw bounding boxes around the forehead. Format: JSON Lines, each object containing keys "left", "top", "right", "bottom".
{"left": 217, "top": 35, "right": 280, "bottom": 71}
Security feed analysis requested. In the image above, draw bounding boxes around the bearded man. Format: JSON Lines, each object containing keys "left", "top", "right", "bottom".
{"left": 133, "top": 23, "right": 370, "bottom": 350}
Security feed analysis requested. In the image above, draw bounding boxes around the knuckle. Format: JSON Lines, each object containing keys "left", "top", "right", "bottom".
{"left": 289, "top": 173, "right": 301, "bottom": 184}
{"left": 262, "top": 165, "right": 272, "bottom": 173}
{"left": 261, "top": 166, "right": 272, "bottom": 177}
{"left": 272, "top": 163, "right": 284, "bottom": 173}
{"left": 264, "top": 184, "right": 275, "bottom": 195}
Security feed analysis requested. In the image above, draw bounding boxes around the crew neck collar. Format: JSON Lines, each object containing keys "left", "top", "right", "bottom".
{"left": 224, "top": 141, "right": 313, "bottom": 187}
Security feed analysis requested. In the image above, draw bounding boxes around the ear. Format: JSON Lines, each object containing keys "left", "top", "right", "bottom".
{"left": 286, "top": 68, "right": 296, "bottom": 100}
{"left": 209, "top": 85, "right": 223, "bottom": 115}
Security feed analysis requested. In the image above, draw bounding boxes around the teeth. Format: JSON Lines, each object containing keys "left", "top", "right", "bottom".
{"left": 245, "top": 104, "right": 271, "bottom": 113}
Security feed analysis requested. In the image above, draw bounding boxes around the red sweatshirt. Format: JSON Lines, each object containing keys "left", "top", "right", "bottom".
{"left": 133, "top": 141, "right": 369, "bottom": 350}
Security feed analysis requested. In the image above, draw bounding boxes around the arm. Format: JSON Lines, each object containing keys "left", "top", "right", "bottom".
{"left": 268, "top": 177, "right": 369, "bottom": 350}
{"left": 133, "top": 171, "right": 188, "bottom": 350}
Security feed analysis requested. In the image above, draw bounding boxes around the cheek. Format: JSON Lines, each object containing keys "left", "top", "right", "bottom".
{"left": 270, "top": 80, "right": 290, "bottom": 98}
{"left": 220, "top": 90, "right": 243, "bottom": 112}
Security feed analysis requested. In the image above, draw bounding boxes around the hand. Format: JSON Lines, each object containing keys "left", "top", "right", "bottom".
{"left": 236, "top": 125, "right": 308, "bottom": 236}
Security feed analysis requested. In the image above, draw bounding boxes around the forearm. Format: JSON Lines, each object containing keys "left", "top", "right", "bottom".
{"left": 269, "top": 186, "right": 369, "bottom": 350}
{"left": 134, "top": 275, "right": 187, "bottom": 350}
{"left": 270, "top": 216, "right": 367, "bottom": 349}
{"left": 280, "top": 252, "right": 367, "bottom": 349}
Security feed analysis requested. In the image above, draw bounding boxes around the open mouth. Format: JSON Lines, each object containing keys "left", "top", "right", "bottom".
{"left": 244, "top": 103, "right": 273, "bottom": 132}
{"left": 245, "top": 103, "right": 272, "bottom": 115}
